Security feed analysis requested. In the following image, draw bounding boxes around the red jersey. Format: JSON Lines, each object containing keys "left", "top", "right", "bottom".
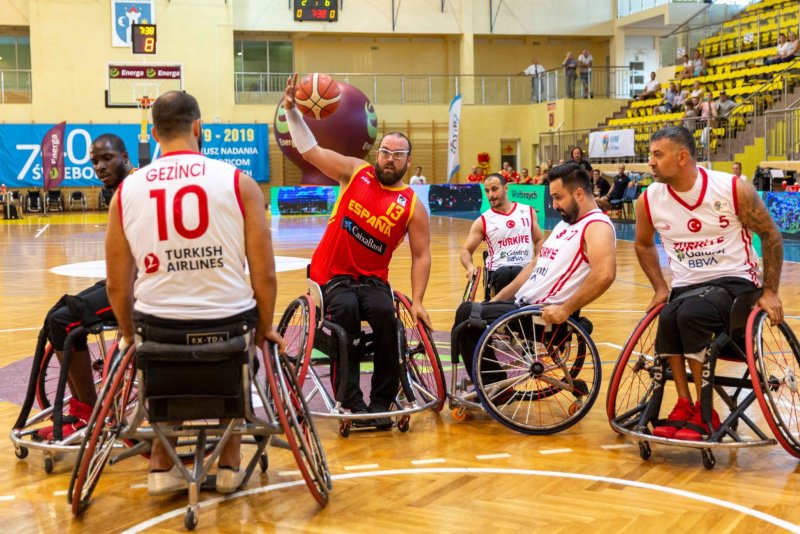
{"left": 466, "top": 174, "right": 483, "bottom": 183}
{"left": 310, "top": 164, "right": 417, "bottom": 285}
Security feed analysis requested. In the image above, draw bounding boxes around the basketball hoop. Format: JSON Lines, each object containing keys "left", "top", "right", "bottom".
{"left": 136, "top": 97, "right": 155, "bottom": 142}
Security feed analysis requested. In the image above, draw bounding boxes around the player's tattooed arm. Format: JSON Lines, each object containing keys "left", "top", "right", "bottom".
{"left": 634, "top": 195, "right": 670, "bottom": 311}
{"left": 460, "top": 218, "right": 484, "bottom": 280}
{"left": 737, "top": 181, "right": 784, "bottom": 324}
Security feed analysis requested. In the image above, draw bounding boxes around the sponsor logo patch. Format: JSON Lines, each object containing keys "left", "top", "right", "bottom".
{"left": 342, "top": 216, "right": 387, "bottom": 255}
{"left": 687, "top": 219, "right": 702, "bottom": 233}
{"left": 187, "top": 332, "right": 230, "bottom": 345}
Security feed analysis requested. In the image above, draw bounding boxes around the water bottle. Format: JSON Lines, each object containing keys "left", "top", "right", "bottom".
{"left": 1, "top": 184, "right": 6, "bottom": 194}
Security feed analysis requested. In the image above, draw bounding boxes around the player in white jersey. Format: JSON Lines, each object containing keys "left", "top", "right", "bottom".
{"left": 105, "top": 91, "right": 285, "bottom": 495}
{"left": 461, "top": 173, "right": 545, "bottom": 300}
{"left": 635, "top": 126, "right": 784, "bottom": 441}
{"left": 452, "top": 163, "right": 617, "bottom": 382}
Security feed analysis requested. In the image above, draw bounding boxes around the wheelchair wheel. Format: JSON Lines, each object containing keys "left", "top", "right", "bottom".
{"left": 606, "top": 304, "right": 663, "bottom": 433}
{"left": 36, "top": 339, "right": 110, "bottom": 410}
{"left": 394, "top": 292, "right": 446, "bottom": 411}
{"left": 276, "top": 295, "right": 315, "bottom": 387}
{"left": 263, "top": 342, "right": 331, "bottom": 506}
{"left": 747, "top": 308, "right": 800, "bottom": 458}
{"left": 473, "top": 307, "right": 601, "bottom": 435}
{"left": 69, "top": 346, "right": 136, "bottom": 515}
{"left": 462, "top": 267, "right": 483, "bottom": 303}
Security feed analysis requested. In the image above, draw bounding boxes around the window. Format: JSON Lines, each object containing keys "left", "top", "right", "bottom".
{"left": 233, "top": 40, "right": 293, "bottom": 74}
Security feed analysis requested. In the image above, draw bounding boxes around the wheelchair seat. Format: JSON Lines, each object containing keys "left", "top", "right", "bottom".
{"left": 718, "top": 289, "right": 762, "bottom": 361}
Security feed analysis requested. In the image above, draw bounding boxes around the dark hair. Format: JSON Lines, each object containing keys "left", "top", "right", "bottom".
{"left": 152, "top": 91, "right": 201, "bottom": 141}
{"left": 571, "top": 147, "right": 583, "bottom": 157}
{"left": 93, "top": 133, "right": 127, "bottom": 154}
{"left": 733, "top": 161, "right": 742, "bottom": 167}
{"left": 534, "top": 165, "right": 541, "bottom": 170}
{"left": 548, "top": 163, "right": 592, "bottom": 196}
{"left": 685, "top": 101, "right": 695, "bottom": 109}
{"left": 415, "top": 166, "right": 422, "bottom": 170}
{"left": 780, "top": 33, "right": 786, "bottom": 39}
{"left": 484, "top": 172, "right": 507, "bottom": 186}
{"left": 650, "top": 125, "right": 696, "bottom": 160}
{"left": 379, "top": 132, "right": 412, "bottom": 154}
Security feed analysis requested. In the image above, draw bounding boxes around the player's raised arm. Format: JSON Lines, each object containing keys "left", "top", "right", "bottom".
{"left": 407, "top": 196, "right": 433, "bottom": 331}
{"left": 634, "top": 192, "right": 670, "bottom": 310}
{"left": 460, "top": 218, "right": 485, "bottom": 280}
{"left": 284, "top": 73, "right": 364, "bottom": 185}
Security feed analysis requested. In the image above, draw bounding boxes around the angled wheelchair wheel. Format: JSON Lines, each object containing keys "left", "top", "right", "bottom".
{"left": 394, "top": 292, "right": 446, "bottom": 411}
{"left": 606, "top": 304, "right": 663, "bottom": 434}
{"left": 276, "top": 295, "right": 315, "bottom": 387}
{"left": 462, "top": 267, "right": 483, "bottom": 303}
{"left": 36, "top": 337, "right": 111, "bottom": 410}
{"left": 263, "top": 342, "right": 331, "bottom": 506}
{"left": 70, "top": 346, "right": 136, "bottom": 515}
{"left": 747, "top": 308, "right": 800, "bottom": 458}
{"left": 473, "top": 307, "right": 601, "bottom": 435}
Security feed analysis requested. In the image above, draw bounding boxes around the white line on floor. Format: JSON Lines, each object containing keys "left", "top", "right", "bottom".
{"left": 597, "top": 342, "right": 624, "bottom": 350}
{"left": 53, "top": 490, "right": 67, "bottom": 496}
{"left": 476, "top": 453, "right": 511, "bottom": 460}
{"left": 0, "top": 269, "right": 51, "bottom": 273}
{"left": 34, "top": 224, "right": 49, "bottom": 238}
{"left": 539, "top": 449, "right": 572, "bottom": 455}
{"left": 0, "top": 327, "right": 41, "bottom": 333}
{"left": 600, "top": 444, "right": 634, "bottom": 450}
{"left": 277, "top": 471, "right": 301, "bottom": 476}
{"left": 343, "top": 464, "right": 380, "bottom": 471}
{"left": 411, "top": 458, "right": 446, "bottom": 465}
{"left": 0, "top": 495, "right": 15, "bottom": 501}
{"left": 130, "top": 483, "right": 148, "bottom": 489}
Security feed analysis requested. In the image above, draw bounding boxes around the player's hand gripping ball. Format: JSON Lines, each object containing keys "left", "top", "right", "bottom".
{"left": 295, "top": 73, "right": 341, "bottom": 120}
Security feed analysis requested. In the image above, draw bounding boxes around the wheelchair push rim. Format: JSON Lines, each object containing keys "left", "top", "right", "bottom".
{"left": 606, "top": 304, "right": 663, "bottom": 433}
{"left": 473, "top": 307, "right": 601, "bottom": 434}
{"left": 747, "top": 308, "right": 800, "bottom": 458}
{"left": 462, "top": 266, "right": 483, "bottom": 303}
{"left": 276, "top": 295, "right": 315, "bottom": 388}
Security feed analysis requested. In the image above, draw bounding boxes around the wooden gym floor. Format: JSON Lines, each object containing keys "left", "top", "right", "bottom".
{"left": 2, "top": 211, "right": 800, "bottom": 533}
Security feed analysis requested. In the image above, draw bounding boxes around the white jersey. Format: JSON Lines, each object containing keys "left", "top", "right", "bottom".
{"left": 516, "top": 209, "right": 614, "bottom": 306}
{"left": 643, "top": 166, "right": 761, "bottom": 288}
{"left": 119, "top": 151, "right": 256, "bottom": 320}
{"left": 481, "top": 202, "right": 536, "bottom": 270}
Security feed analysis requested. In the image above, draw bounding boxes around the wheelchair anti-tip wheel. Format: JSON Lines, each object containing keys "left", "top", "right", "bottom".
{"left": 276, "top": 295, "right": 315, "bottom": 387}
{"left": 473, "top": 307, "right": 601, "bottom": 435}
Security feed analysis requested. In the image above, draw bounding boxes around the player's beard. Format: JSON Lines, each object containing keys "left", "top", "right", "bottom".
{"left": 559, "top": 195, "right": 581, "bottom": 224}
{"left": 375, "top": 159, "right": 408, "bottom": 186}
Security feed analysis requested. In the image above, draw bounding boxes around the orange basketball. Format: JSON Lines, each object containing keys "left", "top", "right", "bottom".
{"left": 295, "top": 73, "right": 341, "bottom": 120}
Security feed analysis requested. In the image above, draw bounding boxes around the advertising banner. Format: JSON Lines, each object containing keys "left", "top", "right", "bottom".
{"left": 588, "top": 129, "right": 635, "bottom": 158}
{"left": 108, "top": 64, "right": 182, "bottom": 80}
{"left": 41, "top": 122, "right": 66, "bottom": 192}
{"left": 447, "top": 94, "right": 461, "bottom": 183}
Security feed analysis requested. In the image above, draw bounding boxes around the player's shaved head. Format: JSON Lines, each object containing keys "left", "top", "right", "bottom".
{"left": 152, "top": 91, "right": 201, "bottom": 141}
{"left": 379, "top": 132, "right": 412, "bottom": 154}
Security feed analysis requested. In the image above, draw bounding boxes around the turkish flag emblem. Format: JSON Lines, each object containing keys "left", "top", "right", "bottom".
{"left": 144, "top": 253, "right": 160, "bottom": 274}
{"left": 687, "top": 219, "right": 702, "bottom": 233}
{"left": 506, "top": 220, "right": 516, "bottom": 228}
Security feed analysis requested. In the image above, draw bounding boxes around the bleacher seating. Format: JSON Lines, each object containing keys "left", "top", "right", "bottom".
{"left": 700, "top": 0, "right": 799, "bottom": 59}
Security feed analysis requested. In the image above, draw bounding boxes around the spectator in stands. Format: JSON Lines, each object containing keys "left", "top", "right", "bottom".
{"left": 577, "top": 49, "right": 593, "bottom": 99}
{"left": 520, "top": 168, "right": 532, "bottom": 184}
{"left": 597, "top": 164, "right": 630, "bottom": 211}
{"left": 714, "top": 90, "right": 736, "bottom": 121}
{"left": 533, "top": 166, "right": 547, "bottom": 184}
{"left": 591, "top": 169, "right": 611, "bottom": 198}
{"left": 690, "top": 80, "right": 704, "bottom": 101}
{"left": 698, "top": 95, "right": 717, "bottom": 123}
{"left": 691, "top": 49, "right": 708, "bottom": 78}
{"left": 507, "top": 167, "right": 521, "bottom": 184}
{"left": 682, "top": 100, "right": 697, "bottom": 119}
{"left": 765, "top": 33, "right": 789, "bottom": 66}
{"left": 674, "top": 82, "right": 690, "bottom": 110}
{"left": 410, "top": 166, "right": 427, "bottom": 185}
{"left": 520, "top": 57, "right": 546, "bottom": 103}
{"left": 571, "top": 147, "right": 593, "bottom": 173}
{"left": 654, "top": 82, "right": 678, "bottom": 114}
{"left": 679, "top": 54, "right": 693, "bottom": 81}
{"left": 782, "top": 31, "right": 799, "bottom": 63}
{"left": 544, "top": 159, "right": 554, "bottom": 172}
{"left": 466, "top": 166, "right": 483, "bottom": 183}
{"left": 732, "top": 162, "right": 749, "bottom": 183}
{"left": 637, "top": 72, "right": 661, "bottom": 101}
{"left": 562, "top": 51, "right": 578, "bottom": 99}
{"left": 558, "top": 159, "right": 566, "bottom": 165}
{"left": 502, "top": 161, "right": 510, "bottom": 175}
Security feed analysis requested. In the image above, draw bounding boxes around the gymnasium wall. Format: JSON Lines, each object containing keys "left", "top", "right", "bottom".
{"left": 0, "top": 0, "right": 28, "bottom": 26}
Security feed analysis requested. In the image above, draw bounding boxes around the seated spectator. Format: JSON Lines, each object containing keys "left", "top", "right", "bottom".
{"left": 597, "top": 164, "right": 630, "bottom": 211}
{"left": 690, "top": 80, "right": 704, "bottom": 101}
{"left": 691, "top": 49, "right": 708, "bottom": 78}
{"left": 714, "top": 90, "right": 736, "bottom": 116}
{"left": 520, "top": 168, "right": 532, "bottom": 184}
{"left": 558, "top": 158, "right": 566, "bottom": 165}
{"left": 507, "top": 167, "right": 521, "bottom": 184}
{"left": 466, "top": 165, "right": 483, "bottom": 183}
{"left": 765, "top": 33, "right": 789, "bottom": 66}
{"left": 502, "top": 161, "right": 510, "bottom": 175}
{"left": 782, "top": 31, "right": 799, "bottom": 63}
{"left": 409, "top": 166, "right": 427, "bottom": 185}
{"left": 678, "top": 54, "right": 693, "bottom": 81}
{"left": 732, "top": 161, "right": 749, "bottom": 183}
{"left": 682, "top": 101, "right": 697, "bottom": 119}
{"left": 533, "top": 166, "right": 547, "bottom": 184}
{"left": 698, "top": 95, "right": 717, "bottom": 123}
{"left": 545, "top": 159, "right": 554, "bottom": 172}
{"left": 570, "top": 147, "right": 593, "bottom": 172}
{"left": 637, "top": 72, "right": 661, "bottom": 101}
{"left": 591, "top": 169, "right": 610, "bottom": 198}
{"left": 653, "top": 82, "right": 678, "bottom": 114}
{"left": 673, "top": 83, "right": 690, "bottom": 110}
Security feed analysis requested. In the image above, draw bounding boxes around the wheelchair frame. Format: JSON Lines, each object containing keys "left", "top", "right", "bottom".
{"left": 280, "top": 278, "right": 446, "bottom": 438}
{"left": 606, "top": 289, "right": 800, "bottom": 469}
{"left": 68, "top": 339, "right": 331, "bottom": 530}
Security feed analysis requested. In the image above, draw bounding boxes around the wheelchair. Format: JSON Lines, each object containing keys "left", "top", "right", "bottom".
{"left": 462, "top": 251, "right": 523, "bottom": 303}
{"left": 277, "top": 274, "right": 446, "bottom": 437}
{"left": 67, "top": 330, "right": 331, "bottom": 531}
{"left": 46, "top": 189, "right": 65, "bottom": 212}
{"left": 69, "top": 191, "right": 87, "bottom": 211}
{"left": 98, "top": 187, "right": 113, "bottom": 210}
{"left": 2, "top": 191, "right": 24, "bottom": 219}
{"left": 607, "top": 289, "right": 800, "bottom": 469}
{"left": 26, "top": 190, "right": 43, "bottom": 213}
{"left": 449, "top": 305, "right": 601, "bottom": 435}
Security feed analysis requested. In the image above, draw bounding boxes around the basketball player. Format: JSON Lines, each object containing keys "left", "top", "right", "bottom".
{"left": 105, "top": 91, "right": 285, "bottom": 494}
{"left": 461, "top": 173, "right": 544, "bottom": 300}
{"left": 453, "top": 163, "right": 616, "bottom": 382}
{"left": 32, "top": 134, "right": 134, "bottom": 441}
{"left": 283, "top": 73, "right": 432, "bottom": 428}
{"left": 636, "top": 126, "right": 783, "bottom": 441}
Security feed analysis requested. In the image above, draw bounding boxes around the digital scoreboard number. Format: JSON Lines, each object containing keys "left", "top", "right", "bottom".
{"left": 294, "top": 0, "right": 338, "bottom": 21}
{"left": 132, "top": 24, "right": 157, "bottom": 54}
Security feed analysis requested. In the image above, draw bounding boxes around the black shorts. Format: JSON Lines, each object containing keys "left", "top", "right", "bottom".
{"left": 48, "top": 281, "right": 115, "bottom": 351}
{"left": 487, "top": 266, "right": 523, "bottom": 299}
{"left": 655, "top": 277, "right": 758, "bottom": 356}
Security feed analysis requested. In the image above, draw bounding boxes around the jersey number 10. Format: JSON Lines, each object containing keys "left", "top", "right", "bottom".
{"left": 150, "top": 186, "right": 209, "bottom": 241}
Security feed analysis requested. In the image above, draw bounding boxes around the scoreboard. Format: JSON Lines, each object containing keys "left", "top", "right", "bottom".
{"left": 294, "top": 0, "right": 338, "bottom": 21}
{"left": 132, "top": 24, "right": 157, "bottom": 54}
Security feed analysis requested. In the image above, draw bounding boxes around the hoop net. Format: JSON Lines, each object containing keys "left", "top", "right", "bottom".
{"left": 135, "top": 97, "right": 155, "bottom": 142}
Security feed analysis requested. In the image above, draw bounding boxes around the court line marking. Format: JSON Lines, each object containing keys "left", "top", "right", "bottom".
{"left": 0, "top": 495, "right": 15, "bottom": 501}
{"left": 597, "top": 342, "right": 624, "bottom": 350}
{"left": 130, "top": 484, "right": 148, "bottom": 489}
{"left": 0, "top": 269, "right": 52, "bottom": 273}
{"left": 410, "top": 458, "right": 446, "bottom": 465}
{"left": 476, "top": 453, "right": 511, "bottom": 460}
{"left": 343, "top": 464, "right": 380, "bottom": 471}
{"left": 0, "top": 327, "right": 41, "bottom": 333}
{"left": 120, "top": 468, "right": 800, "bottom": 534}
{"left": 600, "top": 444, "right": 635, "bottom": 450}
{"left": 53, "top": 490, "right": 67, "bottom": 496}
{"left": 34, "top": 224, "right": 49, "bottom": 238}
{"left": 539, "top": 449, "right": 573, "bottom": 455}
{"left": 277, "top": 471, "right": 301, "bottom": 476}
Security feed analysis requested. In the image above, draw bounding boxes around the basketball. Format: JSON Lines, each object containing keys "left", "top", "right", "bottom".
{"left": 295, "top": 73, "right": 341, "bottom": 120}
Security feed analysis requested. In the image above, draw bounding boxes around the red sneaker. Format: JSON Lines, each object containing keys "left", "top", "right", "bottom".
{"left": 35, "top": 398, "right": 93, "bottom": 441}
{"left": 675, "top": 405, "right": 721, "bottom": 441}
{"left": 652, "top": 397, "right": 694, "bottom": 439}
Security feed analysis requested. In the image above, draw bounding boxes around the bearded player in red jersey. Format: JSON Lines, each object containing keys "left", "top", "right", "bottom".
{"left": 284, "top": 74, "right": 433, "bottom": 428}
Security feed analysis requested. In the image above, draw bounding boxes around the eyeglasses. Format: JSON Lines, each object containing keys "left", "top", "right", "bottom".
{"left": 377, "top": 148, "right": 410, "bottom": 160}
